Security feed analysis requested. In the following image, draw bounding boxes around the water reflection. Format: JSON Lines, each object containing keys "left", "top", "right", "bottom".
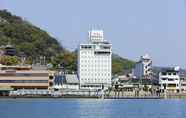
{"left": 76, "top": 99, "right": 113, "bottom": 118}
{"left": 0, "top": 99, "right": 186, "bottom": 118}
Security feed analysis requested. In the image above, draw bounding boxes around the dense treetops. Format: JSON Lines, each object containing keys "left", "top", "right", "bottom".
{"left": 0, "top": 9, "right": 135, "bottom": 75}
{"left": 112, "top": 54, "right": 135, "bottom": 75}
{"left": 0, "top": 56, "right": 19, "bottom": 65}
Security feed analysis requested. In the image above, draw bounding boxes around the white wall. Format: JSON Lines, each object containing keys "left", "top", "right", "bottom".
{"left": 133, "top": 55, "right": 152, "bottom": 79}
{"left": 159, "top": 72, "right": 180, "bottom": 90}
{"left": 62, "top": 84, "right": 79, "bottom": 90}
{"left": 78, "top": 30, "right": 112, "bottom": 90}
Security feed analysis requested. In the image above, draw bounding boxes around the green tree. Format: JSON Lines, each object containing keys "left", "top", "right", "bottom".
{"left": 0, "top": 56, "right": 19, "bottom": 65}
{"left": 112, "top": 62, "right": 124, "bottom": 75}
{"left": 143, "top": 84, "right": 149, "bottom": 92}
{"left": 112, "top": 55, "right": 135, "bottom": 75}
{"left": 51, "top": 51, "right": 77, "bottom": 72}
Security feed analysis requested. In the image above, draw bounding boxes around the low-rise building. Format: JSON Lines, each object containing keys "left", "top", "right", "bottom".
{"left": 0, "top": 65, "right": 55, "bottom": 95}
{"left": 62, "top": 74, "right": 79, "bottom": 90}
{"left": 159, "top": 67, "right": 180, "bottom": 93}
{"left": 179, "top": 70, "right": 186, "bottom": 92}
{"left": 53, "top": 73, "right": 63, "bottom": 89}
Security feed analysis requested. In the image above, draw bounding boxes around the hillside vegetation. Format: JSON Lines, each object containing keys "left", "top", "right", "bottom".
{"left": 112, "top": 54, "right": 135, "bottom": 75}
{"left": 0, "top": 10, "right": 63, "bottom": 62}
{"left": 0, "top": 10, "right": 135, "bottom": 74}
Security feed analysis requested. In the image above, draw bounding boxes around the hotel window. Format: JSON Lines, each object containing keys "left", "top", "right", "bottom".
{"left": 161, "top": 78, "right": 167, "bottom": 80}
{"left": 168, "top": 84, "right": 176, "bottom": 87}
{"left": 49, "top": 82, "right": 53, "bottom": 86}
{"left": 168, "top": 79, "right": 174, "bottom": 81}
{"left": 162, "top": 72, "right": 166, "bottom": 75}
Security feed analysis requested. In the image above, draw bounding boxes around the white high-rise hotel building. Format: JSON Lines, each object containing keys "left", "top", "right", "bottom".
{"left": 78, "top": 30, "right": 112, "bottom": 90}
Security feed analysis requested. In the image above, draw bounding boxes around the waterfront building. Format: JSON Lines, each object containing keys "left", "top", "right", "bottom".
{"left": 53, "top": 72, "right": 63, "bottom": 89}
{"left": 78, "top": 30, "right": 112, "bottom": 90}
{"left": 62, "top": 74, "right": 79, "bottom": 90}
{"left": 133, "top": 54, "right": 152, "bottom": 79}
{"left": 180, "top": 75, "right": 186, "bottom": 92}
{"left": 179, "top": 70, "right": 186, "bottom": 92}
{"left": 159, "top": 67, "right": 180, "bottom": 93}
{"left": 0, "top": 65, "right": 55, "bottom": 95}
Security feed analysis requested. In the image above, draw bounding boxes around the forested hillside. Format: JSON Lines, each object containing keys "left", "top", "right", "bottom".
{"left": 0, "top": 10, "right": 63, "bottom": 62}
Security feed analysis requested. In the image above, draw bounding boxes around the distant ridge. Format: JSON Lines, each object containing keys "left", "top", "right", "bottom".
{"left": 112, "top": 53, "right": 135, "bottom": 75}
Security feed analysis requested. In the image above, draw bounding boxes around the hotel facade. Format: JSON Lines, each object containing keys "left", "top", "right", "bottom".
{"left": 133, "top": 54, "right": 152, "bottom": 79}
{"left": 78, "top": 30, "right": 112, "bottom": 90}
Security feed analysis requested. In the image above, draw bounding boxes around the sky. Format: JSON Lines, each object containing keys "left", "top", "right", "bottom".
{"left": 1, "top": 0, "right": 186, "bottom": 68}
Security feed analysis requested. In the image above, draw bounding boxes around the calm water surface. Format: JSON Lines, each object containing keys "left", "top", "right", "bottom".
{"left": 0, "top": 99, "right": 186, "bottom": 118}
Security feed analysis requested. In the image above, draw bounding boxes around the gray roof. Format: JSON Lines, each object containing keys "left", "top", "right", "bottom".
{"left": 153, "top": 66, "right": 179, "bottom": 73}
{"left": 65, "top": 74, "right": 79, "bottom": 84}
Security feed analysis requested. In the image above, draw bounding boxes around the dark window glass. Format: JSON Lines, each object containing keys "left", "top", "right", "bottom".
{"left": 49, "top": 76, "right": 53, "bottom": 79}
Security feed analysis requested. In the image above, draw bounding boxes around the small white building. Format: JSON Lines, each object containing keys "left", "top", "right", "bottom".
{"left": 78, "top": 30, "right": 112, "bottom": 90}
{"left": 62, "top": 74, "right": 79, "bottom": 90}
{"left": 179, "top": 72, "right": 186, "bottom": 92}
{"left": 159, "top": 67, "right": 180, "bottom": 93}
{"left": 133, "top": 54, "right": 152, "bottom": 79}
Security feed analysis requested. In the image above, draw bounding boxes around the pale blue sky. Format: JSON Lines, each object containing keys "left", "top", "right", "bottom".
{"left": 1, "top": 0, "right": 186, "bottom": 68}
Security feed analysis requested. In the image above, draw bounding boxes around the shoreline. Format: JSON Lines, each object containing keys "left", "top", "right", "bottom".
{"left": 0, "top": 96, "right": 163, "bottom": 99}
{"left": 1, "top": 96, "right": 186, "bottom": 100}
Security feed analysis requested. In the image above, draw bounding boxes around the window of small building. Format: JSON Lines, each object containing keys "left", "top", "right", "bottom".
{"left": 162, "top": 72, "right": 166, "bottom": 75}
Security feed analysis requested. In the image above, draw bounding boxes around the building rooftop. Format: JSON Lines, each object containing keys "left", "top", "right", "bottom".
{"left": 0, "top": 70, "right": 51, "bottom": 74}
{"left": 64, "top": 74, "right": 79, "bottom": 84}
{"left": 160, "top": 66, "right": 180, "bottom": 73}
{"left": 141, "top": 54, "right": 151, "bottom": 60}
